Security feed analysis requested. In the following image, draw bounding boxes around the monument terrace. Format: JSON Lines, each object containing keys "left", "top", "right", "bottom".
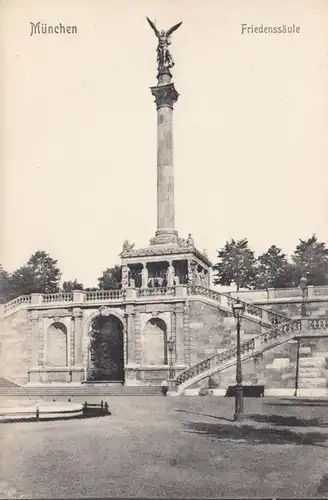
{"left": 1, "top": 19, "right": 328, "bottom": 397}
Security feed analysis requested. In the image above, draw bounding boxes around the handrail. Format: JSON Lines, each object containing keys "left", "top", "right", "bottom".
{"left": 4, "top": 295, "right": 31, "bottom": 314}
{"left": 186, "top": 285, "right": 290, "bottom": 325}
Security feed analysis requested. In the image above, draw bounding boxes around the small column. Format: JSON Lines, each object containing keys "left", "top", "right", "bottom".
{"left": 141, "top": 263, "right": 149, "bottom": 288}
{"left": 73, "top": 309, "right": 83, "bottom": 366}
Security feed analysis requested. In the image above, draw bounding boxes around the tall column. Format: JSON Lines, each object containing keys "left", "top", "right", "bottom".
{"left": 150, "top": 81, "right": 179, "bottom": 244}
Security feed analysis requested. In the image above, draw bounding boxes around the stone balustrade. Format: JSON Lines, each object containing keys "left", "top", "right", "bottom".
{"left": 229, "top": 285, "right": 328, "bottom": 302}
{"left": 4, "top": 284, "right": 328, "bottom": 318}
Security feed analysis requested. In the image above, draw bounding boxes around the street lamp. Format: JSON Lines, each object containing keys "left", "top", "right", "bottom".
{"left": 232, "top": 300, "right": 246, "bottom": 421}
{"left": 167, "top": 337, "right": 175, "bottom": 390}
{"left": 294, "top": 276, "right": 308, "bottom": 396}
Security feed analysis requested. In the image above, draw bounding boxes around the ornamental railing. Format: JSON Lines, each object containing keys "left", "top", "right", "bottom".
{"left": 4, "top": 295, "right": 31, "bottom": 314}
{"left": 137, "top": 287, "right": 175, "bottom": 297}
{"left": 85, "top": 290, "right": 126, "bottom": 302}
{"left": 42, "top": 293, "right": 73, "bottom": 304}
{"left": 308, "top": 318, "right": 328, "bottom": 331}
{"left": 186, "top": 285, "right": 289, "bottom": 326}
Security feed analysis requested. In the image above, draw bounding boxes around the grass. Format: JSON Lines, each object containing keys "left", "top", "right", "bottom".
{"left": 0, "top": 396, "right": 328, "bottom": 498}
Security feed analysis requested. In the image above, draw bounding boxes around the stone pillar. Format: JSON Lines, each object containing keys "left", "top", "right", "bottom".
{"left": 69, "top": 316, "right": 75, "bottom": 366}
{"left": 134, "top": 312, "right": 142, "bottom": 364}
{"left": 126, "top": 306, "right": 135, "bottom": 364}
{"left": 30, "top": 316, "right": 39, "bottom": 367}
{"left": 150, "top": 81, "right": 179, "bottom": 244}
{"left": 73, "top": 309, "right": 83, "bottom": 366}
{"left": 175, "top": 305, "right": 185, "bottom": 364}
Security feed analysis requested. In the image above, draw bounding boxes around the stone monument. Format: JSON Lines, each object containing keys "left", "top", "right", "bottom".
{"left": 120, "top": 18, "right": 212, "bottom": 288}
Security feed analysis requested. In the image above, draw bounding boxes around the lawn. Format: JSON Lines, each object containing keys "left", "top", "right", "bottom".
{"left": 1, "top": 395, "right": 328, "bottom": 498}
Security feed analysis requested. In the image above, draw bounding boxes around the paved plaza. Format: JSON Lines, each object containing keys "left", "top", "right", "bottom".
{"left": 1, "top": 396, "right": 328, "bottom": 498}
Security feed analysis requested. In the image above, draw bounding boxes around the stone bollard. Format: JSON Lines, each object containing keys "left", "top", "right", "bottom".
{"left": 36, "top": 404, "right": 39, "bottom": 422}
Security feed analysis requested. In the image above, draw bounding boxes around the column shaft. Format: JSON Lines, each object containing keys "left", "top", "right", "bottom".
{"left": 157, "top": 106, "right": 174, "bottom": 232}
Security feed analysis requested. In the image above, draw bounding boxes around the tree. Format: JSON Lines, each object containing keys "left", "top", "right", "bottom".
{"left": 292, "top": 234, "right": 328, "bottom": 285}
{"left": 0, "top": 265, "right": 13, "bottom": 303}
{"left": 98, "top": 265, "right": 121, "bottom": 290}
{"left": 213, "top": 238, "right": 258, "bottom": 291}
{"left": 255, "top": 245, "right": 294, "bottom": 289}
{"left": 26, "top": 250, "right": 61, "bottom": 293}
{"left": 9, "top": 250, "right": 61, "bottom": 296}
{"left": 62, "top": 279, "right": 84, "bottom": 292}
{"left": 9, "top": 265, "right": 39, "bottom": 296}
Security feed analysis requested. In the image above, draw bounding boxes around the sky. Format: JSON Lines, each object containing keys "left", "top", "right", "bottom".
{"left": 1, "top": 0, "right": 328, "bottom": 288}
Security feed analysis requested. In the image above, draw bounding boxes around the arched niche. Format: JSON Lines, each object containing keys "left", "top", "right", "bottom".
{"left": 88, "top": 314, "right": 124, "bottom": 382}
{"left": 46, "top": 322, "right": 68, "bottom": 366}
{"left": 141, "top": 317, "right": 168, "bottom": 365}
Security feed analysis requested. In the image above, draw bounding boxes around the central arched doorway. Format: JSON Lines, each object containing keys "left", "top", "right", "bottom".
{"left": 88, "top": 314, "right": 124, "bottom": 382}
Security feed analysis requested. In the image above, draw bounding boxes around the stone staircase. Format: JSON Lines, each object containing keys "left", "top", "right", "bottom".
{"left": 0, "top": 383, "right": 162, "bottom": 397}
{"left": 174, "top": 311, "right": 328, "bottom": 394}
{"left": 0, "top": 377, "right": 21, "bottom": 388}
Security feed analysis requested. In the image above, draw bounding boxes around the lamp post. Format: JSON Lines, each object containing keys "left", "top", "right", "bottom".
{"left": 294, "top": 276, "right": 307, "bottom": 397}
{"left": 300, "top": 276, "right": 308, "bottom": 318}
{"left": 167, "top": 337, "right": 175, "bottom": 391}
{"left": 232, "top": 300, "right": 246, "bottom": 421}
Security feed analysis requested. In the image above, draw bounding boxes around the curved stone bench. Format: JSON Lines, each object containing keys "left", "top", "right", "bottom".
{"left": 0, "top": 402, "right": 83, "bottom": 422}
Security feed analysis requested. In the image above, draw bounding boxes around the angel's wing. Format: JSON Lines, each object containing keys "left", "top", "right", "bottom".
{"left": 146, "top": 17, "right": 160, "bottom": 38}
{"left": 166, "top": 21, "right": 183, "bottom": 37}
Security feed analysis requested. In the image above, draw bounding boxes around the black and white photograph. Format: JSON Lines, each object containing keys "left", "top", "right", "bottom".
{"left": 0, "top": 0, "right": 328, "bottom": 498}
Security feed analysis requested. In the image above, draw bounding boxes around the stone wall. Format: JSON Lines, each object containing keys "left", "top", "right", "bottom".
{"left": 187, "top": 299, "right": 262, "bottom": 365}
{"left": 0, "top": 307, "right": 31, "bottom": 384}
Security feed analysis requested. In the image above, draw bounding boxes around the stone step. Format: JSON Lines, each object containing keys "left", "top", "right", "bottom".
{"left": 299, "top": 357, "right": 326, "bottom": 367}
{"left": 298, "top": 378, "right": 327, "bottom": 388}
{"left": 299, "top": 371, "right": 323, "bottom": 378}
{"left": 0, "top": 385, "right": 163, "bottom": 396}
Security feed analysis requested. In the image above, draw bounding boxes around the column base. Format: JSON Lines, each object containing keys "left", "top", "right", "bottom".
{"left": 150, "top": 230, "right": 179, "bottom": 246}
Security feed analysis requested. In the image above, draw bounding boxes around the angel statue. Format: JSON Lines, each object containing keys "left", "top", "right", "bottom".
{"left": 146, "top": 17, "right": 182, "bottom": 72}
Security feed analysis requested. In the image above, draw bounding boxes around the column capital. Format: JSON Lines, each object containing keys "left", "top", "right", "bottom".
{"left": 150, "top": 82, "right": 179, "bottom": 110}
